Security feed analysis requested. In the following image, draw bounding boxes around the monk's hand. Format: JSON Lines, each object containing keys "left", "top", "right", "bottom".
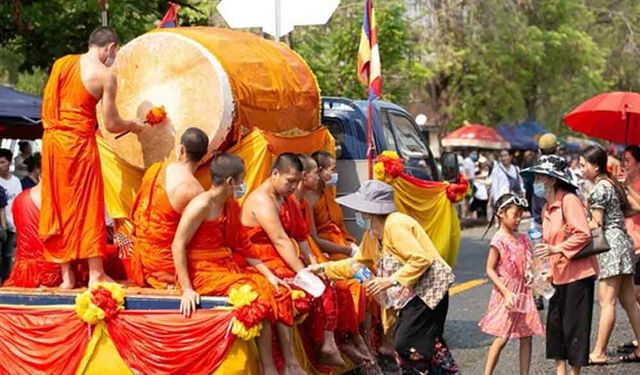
{"left": 365, "top": 277, "right": 393, "bottom": 296}
{"left": 267, "top": 274, "right": 290, "bottom": 292}
{"left": 129, "top": 119, "right": 147, "bottom": 134}
{"left": 180, "top": 288, "right": 200, "bottom": 318}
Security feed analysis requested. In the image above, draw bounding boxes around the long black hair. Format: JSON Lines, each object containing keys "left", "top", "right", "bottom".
{"left": 482, "top": 193, "right": 525, "bottom": 239}
{"left": 582, "top": 145, "right": 628, "bottom": 209}
{"left": 626, "top": 146, "right": 640, "bottom": 164}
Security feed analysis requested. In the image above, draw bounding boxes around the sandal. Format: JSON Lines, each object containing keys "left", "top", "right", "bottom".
{"left": 588, "top": 354, "right": 608, "bottom": 366}
{"left": 620, "top": 351, "right": 640, "bottom": 363}
{"left": 617, "top": 340, "right": 639, "bottom": 354}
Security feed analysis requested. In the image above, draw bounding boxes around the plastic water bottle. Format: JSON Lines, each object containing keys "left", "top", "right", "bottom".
{"left": 528, "top": 222, "right": 550, "bottom": 276}
{"left": 349, "top": 260, "right": 390, "bottom": 308}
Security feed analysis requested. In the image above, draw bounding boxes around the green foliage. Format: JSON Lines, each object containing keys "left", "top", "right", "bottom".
{"left": 292, "top": 0, "right": 431, "bottom": 104}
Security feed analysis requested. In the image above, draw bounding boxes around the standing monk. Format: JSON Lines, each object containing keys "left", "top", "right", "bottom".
{"left": 309, "top": 151, "right": 358, "bottom": 260}
{"left": 130, "top": 128, "right": 208, "bottom": 289}
{"left": 40, "top": 27, "right": 145, "bottom": 288}
{"left": 241, "top": 153, "right": 320, "bottom": 375}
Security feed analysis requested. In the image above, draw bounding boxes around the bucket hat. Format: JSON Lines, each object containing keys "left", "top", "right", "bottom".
{"left": 336, "top": 180, "right": 396, "bottom": 215}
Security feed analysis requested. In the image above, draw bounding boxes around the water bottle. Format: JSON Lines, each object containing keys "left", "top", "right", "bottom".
{"left": 528, "top": 222, "right": 549, "bottom": 276}
{"left": 349, "top": 260, "right": 390, "bottom": 308}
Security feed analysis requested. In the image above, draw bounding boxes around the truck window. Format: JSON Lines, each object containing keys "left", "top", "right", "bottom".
{"left": 384, "top": 110, "right": 437, "bottom": 181}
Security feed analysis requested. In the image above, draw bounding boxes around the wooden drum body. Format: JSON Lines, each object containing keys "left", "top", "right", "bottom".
{"left": 98, "top": 27, "right": 320, "bottom": 170}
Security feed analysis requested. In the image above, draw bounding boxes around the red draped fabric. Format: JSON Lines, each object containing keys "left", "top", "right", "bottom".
{"left": 0, "top": 307, "right": 90, "bottom": 375}
{"left": 106, "top": 309, "right": 235, "bottom": 375}
{"left": 0, "top": 307, "right": 237, "bottom": 375}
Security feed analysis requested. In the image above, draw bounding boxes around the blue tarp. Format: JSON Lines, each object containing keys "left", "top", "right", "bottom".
{"left": 0, "top": 85, "right": 43, "bottom": 139}
{"left": 497, "top": 124, "right": 538, "bottom": 150}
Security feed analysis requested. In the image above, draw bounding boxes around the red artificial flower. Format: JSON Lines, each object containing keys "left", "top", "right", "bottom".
{"left": 91, "top": 287, "right": 120, "bottom": 320}
{"left": 234, "top": 300, "right": 271, "bottom": 328}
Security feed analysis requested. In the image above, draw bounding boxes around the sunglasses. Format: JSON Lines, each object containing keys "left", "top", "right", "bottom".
{"left": 498, "top": 196, "right": 528, "bottom": 210}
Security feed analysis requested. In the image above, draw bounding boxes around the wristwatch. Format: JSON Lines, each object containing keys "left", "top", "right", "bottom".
{"left": 390, "top": 278, "right": 400, "bottom": 287}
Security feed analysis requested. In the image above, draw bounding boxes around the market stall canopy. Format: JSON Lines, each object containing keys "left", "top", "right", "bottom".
{"left": 442, "top": 123, "right": 510, "bottom": 150}
{"left": 564, "top": 91, "right": 640, "bottom": 146}
{"left": 0, "top": 85, "right": 43, "bottom": 140}
{"left": 496, "top": 124, "right": 537, "bottom": 150}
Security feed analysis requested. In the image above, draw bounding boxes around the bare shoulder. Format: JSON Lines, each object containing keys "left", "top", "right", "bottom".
{"left": 170, "top": 178, "right": 204, "bottom": 213}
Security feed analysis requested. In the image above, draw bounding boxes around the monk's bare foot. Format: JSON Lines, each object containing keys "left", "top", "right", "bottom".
{"left": 282, "top": 362, "right": 307, "bottom": 375}
{"left": 58, "top": 279, "right": 75, "bottom": 289}
{"left": 318, "top": 348, "right": 345, "bottom": 367}
{"left": 261, "top": 364, "right": 279, "bottom": 375}
{"left": 340, "top": 342, "right": 370, "bottom": 365}
{"left": 88, "top": 273, "right": 115, "bottom": 287}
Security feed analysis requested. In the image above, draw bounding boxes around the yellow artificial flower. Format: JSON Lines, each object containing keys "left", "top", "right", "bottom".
{"left": 232, "top": 320, "right": 263, "bottom": 341}
{"left": 228, "top": 285, "right": 258, "bottom": 308}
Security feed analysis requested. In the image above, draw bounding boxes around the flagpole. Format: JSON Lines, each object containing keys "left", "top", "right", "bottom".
{"left": 367, "top": 95, "right": 373, "bottom": 179}
{"left": 99, "top": 0, "right": 108, "bottom": 26}
{"left": 275, "top": 0, "right": 281, "bottom": 41}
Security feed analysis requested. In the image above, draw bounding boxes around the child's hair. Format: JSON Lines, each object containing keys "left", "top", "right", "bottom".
{"left": 482, "top": 193, "right": 527, "bottom": 239}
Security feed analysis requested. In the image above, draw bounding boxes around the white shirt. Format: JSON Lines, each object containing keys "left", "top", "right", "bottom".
{"left": 490, "top": 163, "right": 524, "bottom": 203}
{"left": 0, "top": 174, "right": 22, "bottom": 231}
{"left": 462, "top": 157, "right": 476, "bottom": 180}
{"left": 474, "top": 172, "right": 491, "bottom": 201}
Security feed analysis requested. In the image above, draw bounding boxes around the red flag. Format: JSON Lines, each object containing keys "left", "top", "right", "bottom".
{"left": 158, "top": 2, "right": 179, "bottom": 28}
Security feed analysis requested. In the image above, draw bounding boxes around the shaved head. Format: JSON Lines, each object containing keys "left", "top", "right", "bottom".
{"left": 298, "top": 154, "right": 317, "bottom": 172}
{"left": 273, "top": 152, "right": 303, "bottom": 174}
{"left": 89, "top": 26, "right": 119, "bottom": 47}
{"left": 311, "top": 150, "right": 333, "bottom": 169}
{"left": 180, "top": 128, "right": 209, "bottom": 162}
{"left": 210, "top": 153, "right": 245, "bottom": 186}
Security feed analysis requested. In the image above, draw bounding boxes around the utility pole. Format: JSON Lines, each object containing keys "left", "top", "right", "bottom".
{"left": 99, "top": 0, "right": 108, "bottom": 26}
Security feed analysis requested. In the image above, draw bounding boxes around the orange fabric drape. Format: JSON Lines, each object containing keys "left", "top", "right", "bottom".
{"left": 106, "top": 310, "right": 235, "bottom": 375}
{"left": 312, "top": 188, "right": 356, "bottom": 261}
{"left": 130, "top": 162, "right": 181, "bottom": 288}
{"left": 40, "top": 54, "right": 106, "bottom": 263}
{"left": 0, "top": 307, "right": 90, "bottom": 375}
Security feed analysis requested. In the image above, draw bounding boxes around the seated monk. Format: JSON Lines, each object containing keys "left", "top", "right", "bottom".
{"left": 294, "top": 154, "right": 374, "bottom": 366}
{"left": 130, "top": 128, "right": 208, "bottom": 289}
{"left": 308, "top": 151, "right": 358, "bottom": 260}
{"left": 172, "top": 153, "right": 296, "bottom": 375}
{"left": 3, "top": 183, "right": 61, "bottom": 287}
{"left": 241, "top": 153, "right": 342, "bottom": 374}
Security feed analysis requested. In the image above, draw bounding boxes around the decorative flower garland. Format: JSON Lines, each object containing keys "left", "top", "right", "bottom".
{"left": 291, "top": 290, "right": 311, "bottom": 324}
{"left": 75, "top": 282, "right": 125, "bottom": 325}
{"left": 373, "top": 150, "right": 468, "bottom": 203}
{"left": 145, "top": 105, "right": 167, "bottom": 125}
{"left": 228, "top": 285, "right": 270, "bottom": 341}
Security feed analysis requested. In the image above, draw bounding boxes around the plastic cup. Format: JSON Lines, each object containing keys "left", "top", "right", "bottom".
{"left": 293, "top": 270, "right": 326, "bottom": 297}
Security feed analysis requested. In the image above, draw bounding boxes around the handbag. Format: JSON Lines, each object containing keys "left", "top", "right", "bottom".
{"left": 559, "top": 194, "right": 610, "bottom": 260}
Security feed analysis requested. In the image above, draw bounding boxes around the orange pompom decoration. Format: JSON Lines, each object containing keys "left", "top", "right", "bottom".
{"left": 145, "top": 105, "right": 167, "bottom": 126}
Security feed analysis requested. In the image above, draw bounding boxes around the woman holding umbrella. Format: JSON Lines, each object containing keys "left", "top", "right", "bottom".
{"left": 522, "top": 155, "right": 598, "bottom": 375}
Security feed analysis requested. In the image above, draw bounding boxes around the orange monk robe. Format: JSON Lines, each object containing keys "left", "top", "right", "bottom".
{"left": 299, "top": 198, "right": 365, "bottom": 329}
{"left": 184, "top": 199, "right": 292, "bottom": 324}
{"left": 4, "top": 190, "right": 61, "bottom": 287}
{"left": 130, "top": 162, "right": 181, "bottom": 289}
{"left": 313, "top": 188, "right": 356, "bottom": 260}
{"left": 40, "top": 54, "right": 106, "bottom": 263}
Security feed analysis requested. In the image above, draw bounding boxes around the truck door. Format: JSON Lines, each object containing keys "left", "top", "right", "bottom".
{"left": 380, "top": 108, "right": 439, "bottom": 181}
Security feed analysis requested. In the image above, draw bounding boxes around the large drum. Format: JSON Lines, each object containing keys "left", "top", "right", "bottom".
{"left": 98, "top": 27, "right": 320, "bottom": 170}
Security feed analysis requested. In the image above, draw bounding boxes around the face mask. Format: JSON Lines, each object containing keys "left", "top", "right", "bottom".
{"left": 326, "top": 172, "right": 339, "bottom": 186}
{"left": 470, "top": 153, "right": 478, "bottom": 162}
{"left": 233, "top": 183, "right": 247, "bottom": 199}
{"left": 533, "top": 182, "right": 546, "bottom": 198}
{"left": 355, "top": 212, "right": 370, "bottom": 230}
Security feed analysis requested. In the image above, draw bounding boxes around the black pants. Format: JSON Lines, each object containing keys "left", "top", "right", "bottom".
{"left": 546, "top": 277, "right": 595, "bottom": 367}
{"left": 395, "top": 294, "right": 449, "bottom": 363}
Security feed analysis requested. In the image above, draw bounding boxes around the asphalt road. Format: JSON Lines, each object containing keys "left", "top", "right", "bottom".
{"left": 445, "top": 223, "right": 640, "bottom": 375}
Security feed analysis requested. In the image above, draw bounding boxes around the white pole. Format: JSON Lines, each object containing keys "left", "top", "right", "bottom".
{"left": 100, "top": 0, "right": 108, "bottom": 26}
{"left": 275, "top": 0, "right": 281, "bottom": 41}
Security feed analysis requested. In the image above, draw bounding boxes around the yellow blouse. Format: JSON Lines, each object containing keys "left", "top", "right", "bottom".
{"left": 324, "top": 212, "right": 444, "bottom": 285}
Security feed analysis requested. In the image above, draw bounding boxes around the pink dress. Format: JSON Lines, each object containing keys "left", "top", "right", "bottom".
{"left": 478, "top": 231, "right": 545, "bottom": 338}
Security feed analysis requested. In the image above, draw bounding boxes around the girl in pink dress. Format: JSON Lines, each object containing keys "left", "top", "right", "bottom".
{"left": 479, "top": 193, "right": 545, "bottom": 375}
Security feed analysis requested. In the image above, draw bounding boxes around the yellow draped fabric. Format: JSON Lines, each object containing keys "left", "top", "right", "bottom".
{"left": 229, "top": 128, "right": 335, "bottom": 204}
{"left": 389, "top": 177, "right": 461, "bottom": 266}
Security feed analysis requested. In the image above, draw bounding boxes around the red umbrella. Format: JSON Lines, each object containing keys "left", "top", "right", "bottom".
{"left": 563, "top": 91, "right": 640, "bottom": 146}
{"left": 442, "top": 123, "right": 510, "bottom": 150}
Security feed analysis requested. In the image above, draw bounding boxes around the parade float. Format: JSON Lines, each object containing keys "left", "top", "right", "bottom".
{"left": 0, "top": 27, "right": 465, "bottom": 375}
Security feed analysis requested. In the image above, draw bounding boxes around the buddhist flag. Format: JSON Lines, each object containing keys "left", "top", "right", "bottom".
{"left": 357, "top": 0, "right": 381, "bottom": 99}
{"left": 158, "top": 2, "right": 179, "bottom": 28}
